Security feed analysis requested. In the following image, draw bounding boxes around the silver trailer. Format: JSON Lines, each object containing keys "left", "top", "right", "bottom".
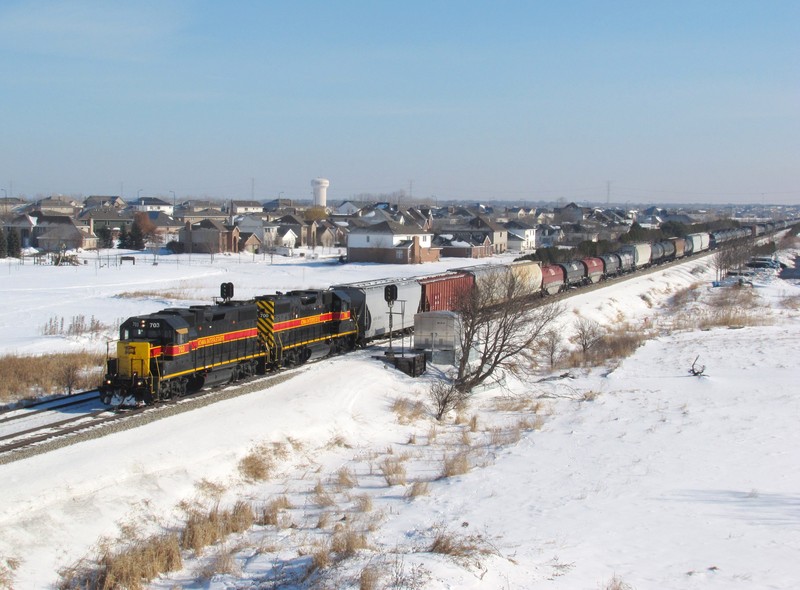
{"left": 687, "top": 232, "right": 710, "bottom": 253}
{"left": 617, "top": 242, "right": 652, "bottom": 267}
{"left": 333, "top": 277, "right": 422, "bottom": 340}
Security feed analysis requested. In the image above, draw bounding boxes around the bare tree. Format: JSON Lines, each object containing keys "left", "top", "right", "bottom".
{"left": 452, "top": 266, "right": 563, "bottom": 395}
{"left": 571, "top": 316, "right": 602, "bottom": 356}
{"left": 61, "top": 363, "right": 81, "bottom": 395}
{"left": 429, "top": 374, "right": 464, "bottom": 421}
{"left": 711, "top": 240, "right": 755, "bottom": 281}
{"left": 541, "top": 329, "right": 563, "bottom": 371}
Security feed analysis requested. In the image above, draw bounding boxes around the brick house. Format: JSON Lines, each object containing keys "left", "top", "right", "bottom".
{"left": 346, "top": 220, "right": 440, "bottom": 264}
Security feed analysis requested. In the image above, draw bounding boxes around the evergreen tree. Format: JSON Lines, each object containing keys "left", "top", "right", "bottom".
{"left": 129, "top": 221, "right": 146, "bottom": 250}
{"left": 7, "top": 230, "right": 20, "bottom": 258}
{"left": 117, "top": 226, "right": 129, "bottom": 249}
{"left": 96, "top": 226, "right": 114, "bottom": 249}
{"left": 0, "top": 227, "right": 6, "bottom": 258}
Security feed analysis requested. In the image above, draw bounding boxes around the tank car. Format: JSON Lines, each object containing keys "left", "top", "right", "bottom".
{"left": 599, "top": 253, "right": 620, "bottom": 277}
{"left": 541, "top": 264, "right": 565, "bottom": 295}
{"left": 557, "top": 261, "right": 586, "bottom": 288}
{"left": 580, "top": 257, "right": 604, "bottom": 283}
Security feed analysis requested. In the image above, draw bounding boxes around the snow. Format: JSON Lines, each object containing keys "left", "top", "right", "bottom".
{"left": 0, "top": 248, "right": 799, "bottom": 589}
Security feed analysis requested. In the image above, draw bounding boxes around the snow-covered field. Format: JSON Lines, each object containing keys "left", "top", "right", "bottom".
{"left": 0, "top": 247, "right": 799, "bottom": 589}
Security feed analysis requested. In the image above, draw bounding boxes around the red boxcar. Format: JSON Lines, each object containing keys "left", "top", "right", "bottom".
{"left": 541, "top": 264, "right": 565, "bottom": 295}
{"left": 417, "top": 271, "right": 474, "bottom": 312}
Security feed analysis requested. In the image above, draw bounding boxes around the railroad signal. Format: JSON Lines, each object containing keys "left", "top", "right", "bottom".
{"left": 220, "top": 282, "right": 234, "bottom": 300}
{"left": 384, "top": 284, "right": 398, "bottom": 303}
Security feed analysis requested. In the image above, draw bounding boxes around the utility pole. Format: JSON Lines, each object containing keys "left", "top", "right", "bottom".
{"left": 606, "top": 181, "right": 611, "bottom": 205}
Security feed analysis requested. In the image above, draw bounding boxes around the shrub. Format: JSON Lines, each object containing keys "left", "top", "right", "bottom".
{"left": 313, "top": 480, "right": 337, "bottom": 507}
{"left": 380, "top": 457, "right": 407, "bottom": 487}
{"left": 405, "top": 481, "right": 430, "bottom": 499}
{"left": 98, "top": 534, "right": 182, "bottom": 590}
{"left": 440, "top": 452, "right": 470, "bottom": 478}
{"left": 331, "top": 524, "right": 369, "bottom": 556}
{"left": 259, "top": 495, "right": 293, "bottom": 527}
{"left": 238, "top": 447, "right": 273, "bottom": 482}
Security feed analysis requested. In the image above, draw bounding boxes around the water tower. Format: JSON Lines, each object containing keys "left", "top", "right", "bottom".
{"left": 311, "top": 177, "right": 329, "bottom": 208}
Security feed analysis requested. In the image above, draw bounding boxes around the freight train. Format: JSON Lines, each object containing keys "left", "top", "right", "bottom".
{"left": 100, "top": 221, "right": 793, "bottom": 405}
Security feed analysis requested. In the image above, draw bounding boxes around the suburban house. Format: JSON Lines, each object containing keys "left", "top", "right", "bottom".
{"left": 230, "top": 200, "right": 264, "bottom": 215}
{"left": 535, "top": 225, "right": 564, "bottom": 248}
{"left": 346, "top": 220, "right": 439, "bottom": 264}
{"left": 131, "top": 197, "right": 174, "bottom": 216}
{"left": 142, "top": 211, "right": 184, "bottom": 245}
{"left": 504, "top": 219, "right": 537, "bottom": 252}
{"left": 36, "top": 222, "right": 98, "bottom": 252}
{"left": 554, "top": 202, "right": 586, "bottom": 224}
{"left": 432, "top": 232, "right": 493, "bottom": 258}
{"left": 82, "top": 195, "right": 126, "bottom": 211}
{"left": 238, "top": 232, "right": 262, "bottom": 254}
{"left": 178, "top": 219, "right": 240, "bottom": 254}
{"left": 77, "top": 208, "right": 133, "bottom": 234}
{"left": 26, "top": 196, "right": 80, "bottom": 217}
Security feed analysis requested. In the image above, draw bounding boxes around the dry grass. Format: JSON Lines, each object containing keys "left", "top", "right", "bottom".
{"left": 331, "top": 524, "right": 369, "bottom": 556}
{"left": 0, "top": 351, "right": 105, "bottom": 404}
{"left": 182, "top": 502, "right": 255, "bottom": 555}
{"left": 781, "top": 294, "right": 800, "bottom": 310}
{"left": 440, "top": 452, "right": 470, "bottom": 478}
{"left": 668, "top": 283, "right": 702, "bottom": 310}
{"left": 116, "top": 287, "right": 191, "bottom": 300}
{"left": 405, "top": 481, "right": 430, "bottom": 499}
{"left": 326, "top": 433, "right": 352, "bottom": 449}
{"left": 352, "top": 493, "right": 373, "bottom": 513}
{"left": 425, "top": 526, "right": 495, "bottom": 562}
{"left": 379, "top": 457, "right": 407, "bottom": 486}
{"left": 313, "top": 480, "right": 337, "bottom": 507}
{"left": 91, "top": 534, "right": 182, "bottom": 590}
{"left": 359, "top": 565, "right": 381, "bottom": 590}
{"left": 0, "top": 557, "right": 19, "bottom": 590}
{"left": 196, "top": 546, "right": 241, "bottom": 580}
{"left": 316, "top": 511, "right": 331, "bottom": 529}
{"left": 562, "top": 322, "right": 652, "bottom": 369}
{"left": 336, "top": 466, "right": 358, "bottom": 490}
{"left": 489, "top": 426, "right": 521, "bottom": 446}
{"left": 603, "top": 574, "right": 635, "bottom": 590}
{"left": 308, "top": 539, "right": 332, "bottom": 572}
{"left": 391, "top": 396, "right": 426, "bottom": 423}
{"left": 238, "top": 446, "right": 273, "bottom": 482}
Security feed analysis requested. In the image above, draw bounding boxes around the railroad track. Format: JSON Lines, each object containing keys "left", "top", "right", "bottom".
{"left": 0, "top": 369, "right": 304, "bottom": 465}
{"left": 0, "top": 390, "right": 102, "bottom": 425}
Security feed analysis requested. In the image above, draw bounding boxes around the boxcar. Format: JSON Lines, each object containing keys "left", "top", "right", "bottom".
{"left": 417, "top": 271, "right": 473, "bottom": 312}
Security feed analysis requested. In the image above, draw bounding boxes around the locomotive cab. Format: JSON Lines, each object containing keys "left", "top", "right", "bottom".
{"left": 101, "top": 314, "right": 191, "bottom": 405}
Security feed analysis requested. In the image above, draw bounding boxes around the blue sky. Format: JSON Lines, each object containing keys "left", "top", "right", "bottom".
{"left": 0, "top": 1, "right": 797, "bottom": 205}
